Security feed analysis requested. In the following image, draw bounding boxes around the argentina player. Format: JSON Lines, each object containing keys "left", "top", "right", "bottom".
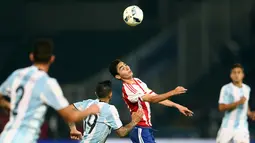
{"left": 217, "top": 64, "right": 255, "bottom": 143}
{"left": 0, "top": 39, "right": 99, "bottom": 143}
{"left": 68, "top": 80, "right": 144, "bottom": 143}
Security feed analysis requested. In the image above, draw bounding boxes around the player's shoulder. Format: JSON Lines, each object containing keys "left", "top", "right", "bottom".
{"left": 45, "top": 77, "right": 59, "bottom": 86}
{"left": 107, "top": 105, "right": 119, "bottom": 115}
{"left": 83, "top": 99, "right": 98, "bottom": 105}
{"left": 221, "top": 83, "right": 232, "bottom": 90}
{"left": 95, "top": 102, "right": 118, "bottom": 115}
{"left": 99, "top": 101, "right": 114, "bottom": 109}
{"left": 84, "top": 99, "right": 110, "bottom": 108}
{"left": 11, "top": 67, "right": 30, "bottom": 77}
{"left": 242, "top": 84, "right": 251, "bottom": 90}
{"left": 108, "top": 104, "right": 117, "bottom": 111}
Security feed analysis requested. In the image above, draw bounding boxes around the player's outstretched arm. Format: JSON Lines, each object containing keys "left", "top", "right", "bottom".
{"left": 115, "top": 110, "right": 143, "bottom": 137}
{"left": 159, "top": 100, "right": 193, "bottom": 116}
{"left": 57, "top": 104, "right": 99, "bottom": 123}
{"left": 142, "top": 86, "right": 187, "bottom": 103}
{"left": 218, "top": 96, "right": 246, "bottom": 112}
{"left": 0, "top": 94, "right": 10, "bottom": 111}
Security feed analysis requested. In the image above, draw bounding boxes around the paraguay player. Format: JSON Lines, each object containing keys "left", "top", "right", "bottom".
{"left": 108, "top": 59, "right": 193, "bottom": 143}
{"left": 68, "top": 80, "right": 144, "bottom": 143}
{"left": 0, "top": 39, "right": 99, "bottom": 143}
{"left": 216, "top": 64, "right": 255, "bottom": 143}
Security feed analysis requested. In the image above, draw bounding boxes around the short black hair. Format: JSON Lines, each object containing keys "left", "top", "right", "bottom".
{"left": 231, "top": 63, "right": 244, "bottom": 72}
{"left": 32, "top": 39, "right": 54, "bottom": 63}
{"left": 109, "top": 59, "right": 121, "bottom": 77}
{"left": 95, "top": 80, "right": 112, "bottom": 98}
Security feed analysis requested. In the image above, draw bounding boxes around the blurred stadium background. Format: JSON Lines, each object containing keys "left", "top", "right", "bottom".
{"left": 1, "top": 0, "right": 255, "bottom": 142}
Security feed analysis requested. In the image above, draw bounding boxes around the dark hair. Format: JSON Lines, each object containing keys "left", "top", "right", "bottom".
{"left": 32, "top": 39, "right": 54, "bottom": 63}
{"left": 231, "top": 63, "right": 244, "bottom": 72}
{"left": 109, "top": 59, "right": 121, "bottom": 77}
{"left": 95, "top": 80, "right": 112, "bottom": 98}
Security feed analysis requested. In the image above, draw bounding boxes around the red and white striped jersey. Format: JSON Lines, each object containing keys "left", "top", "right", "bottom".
{"left": 122, "top": 78, "right": 156, "bottom": 127}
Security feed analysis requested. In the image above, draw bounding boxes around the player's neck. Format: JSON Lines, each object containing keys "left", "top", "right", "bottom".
{"left": 122, "top": 78, "right": 135, "bottom": 84}
{"left": 33, "top": 64, "right": 50, "bottom": 73}
{"left": 232, "top": 81, "right": 243, "bottom": 88}
{"left": 99, "top": 98, "right": 109, "bottom": 103}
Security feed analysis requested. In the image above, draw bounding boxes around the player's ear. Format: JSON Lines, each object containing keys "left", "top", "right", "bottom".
{"left": 29, "top": 53, "right": 34, "bottom": 62}
{"left": 115, "top": 75, "right": 121, "bottom": 80}
{"left": 50, "top": 55, "right": 55, "bottom": 64}
{"left": 109, "top": 91, "right": 113, "bottom": 98}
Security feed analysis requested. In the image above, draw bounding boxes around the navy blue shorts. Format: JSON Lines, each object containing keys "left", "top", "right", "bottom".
{"left": 129, "top": 126, "right": 156, "bottom": 143}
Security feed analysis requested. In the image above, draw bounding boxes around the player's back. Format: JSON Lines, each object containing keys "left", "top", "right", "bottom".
{"left": 73, "top": 99, "right": 122, "bottom": 143}
{"left": 0, "top": 66, "right": 66, "bottom": 143}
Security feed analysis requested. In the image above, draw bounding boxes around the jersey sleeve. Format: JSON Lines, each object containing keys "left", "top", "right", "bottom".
{"left": 107, "top": 106, "right": 123, "bottom": 130}
{"left": 0, "top": 71, "right": 16, "bottom": 97}
{"left": 41, "top": 78, "right": 69, "bottom": 110}
{"left": 218, "top": 86, "right": 232, "bottom": 104}
{"left": 141, "top": 81, "right": 157, "bottom": 95}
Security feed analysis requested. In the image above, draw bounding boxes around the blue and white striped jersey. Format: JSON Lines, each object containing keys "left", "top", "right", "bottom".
{"left": 73, "top": 99, "right": 123, "bottom": 143}
{"left": 219, "top": 82, "right": 250, "bottom": 130}
{"left": 0, "top": 66, "right": 69, "bottom": 143}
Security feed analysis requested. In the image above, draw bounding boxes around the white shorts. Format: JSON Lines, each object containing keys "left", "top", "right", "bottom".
{"left": 216, "top": 128, "right": 250, "bottom": 143}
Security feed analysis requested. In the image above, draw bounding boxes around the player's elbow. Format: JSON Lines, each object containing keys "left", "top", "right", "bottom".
{"left": 64, "top": 113, "right": 81, "bottom": 123}
{"left": 117, "top": 132, "right": 126, "bottom": 138}
{"left": 63, "top": 115, "right": 76, "bottom": 122}
{"left": 148, "top": 96, "right": 162, "bottom": 103}
{"left": 218, "top": 105, "right": 226, "bottom": 112}
{"left": 115, "top": 128, "right": 127, "bottom": 137}
{"left": 58, "top": 108, "right": 81, "bottom": 122}
{"left": 141, "top": 95, "right": 157, "bottom": 103}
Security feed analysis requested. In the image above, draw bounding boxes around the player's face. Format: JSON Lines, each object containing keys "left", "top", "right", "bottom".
{"left": 230, "top": 67, "right": 244, "bottom": 83}
{"left": 116, "top": 62, "right": 133, "bottom": 79}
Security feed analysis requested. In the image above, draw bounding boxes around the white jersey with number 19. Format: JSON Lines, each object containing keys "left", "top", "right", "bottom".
{"left": 73, "top": 99, "right": 123, "bottom": 143}
{"left": 0, "top": 66, "right": 69, "bottom": 143}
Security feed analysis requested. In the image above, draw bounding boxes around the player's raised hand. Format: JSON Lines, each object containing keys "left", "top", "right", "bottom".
{"left": 131, "top": 109, "right": 144, "bottom": 123}
{"left": 70, "top": 129, "right": 83, "bottom": 140}
{"left": 87, "top": 104, "right": 100, "bottom": 115}
{"left": 173, "top": 86, "right": 187, "bottom": 95}
{"left": 176, "top": 105, "right": 194, "bottom": 117}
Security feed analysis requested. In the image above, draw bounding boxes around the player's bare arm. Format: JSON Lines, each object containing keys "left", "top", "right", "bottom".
{"left": 68, "top": 122, "right": 82, "bottom": 140}
{"left": 141, "top": 86, "right": 187, "bottom": 103}
{"left": 218, "top": 96, "right": 246, "bottom": 112}
{"left": 0, "top": 94, "right": 10, "bottom": 111}
{"left": 159, "top": 100, "right": 193, "bottom": 116}
{"left": 248, "top": 107, "right": 253, "bottom": 118}
{"left": 115, "top": 110, "right": 143, "bottom": 137}
{"left": 67, "top": 104, "right": 83, "bottom": 140}
{"left": 247, "top": 107, "right": 255, "bottom": 120}
{"left": 58, "top": 104, "right": 99, "bottom": 123}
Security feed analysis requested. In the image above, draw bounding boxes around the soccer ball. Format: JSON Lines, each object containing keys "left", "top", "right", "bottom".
{"left": 123, "top": 5, "right": 143, "bottom": 26}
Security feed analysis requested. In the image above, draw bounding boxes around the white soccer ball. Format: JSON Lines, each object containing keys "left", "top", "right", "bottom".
{"left": 123, "top": 5, "right": 143, "bottom": 26}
